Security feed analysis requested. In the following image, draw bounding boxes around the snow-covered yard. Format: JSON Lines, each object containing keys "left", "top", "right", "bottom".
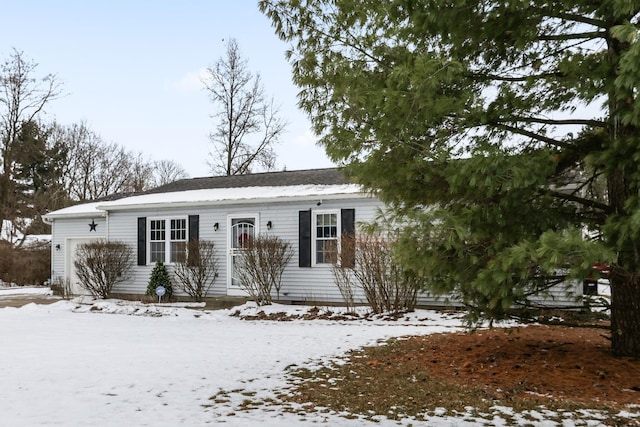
{"left": 0, "top": 288, "right": 628, "bottom": 426}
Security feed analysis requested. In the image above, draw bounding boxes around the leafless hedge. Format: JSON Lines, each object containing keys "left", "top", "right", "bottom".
{"left": 73, "top": 240, "right": 132, "bottom": 298}
{"left": 235, "top": 234, "right": 293, "bottom": 305}
{"left": 173, "top": 239, "right": 218, "bottom": 302}
{"left": 51, "top": 275, "right": 72, "bottom": 299}
{"left": 331, "top": 232, "right": 419, "bottom": 314}
{"left": 0, "top": 241, "right": 50, "bottom": 286}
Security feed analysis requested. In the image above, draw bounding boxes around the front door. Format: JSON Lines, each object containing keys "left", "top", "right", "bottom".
{"left": 227, "top": 215, "right": 258, "bottom": 295}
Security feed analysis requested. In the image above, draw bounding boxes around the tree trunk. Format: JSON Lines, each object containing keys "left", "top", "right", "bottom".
{"left": 607, "top": 167, "right": 640, "bottom": 357}
{"left": 609, "top": 268, "right": 640, "bottom": 357}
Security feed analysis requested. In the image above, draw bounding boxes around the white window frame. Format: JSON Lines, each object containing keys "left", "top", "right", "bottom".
{"left": 312, "top": 209, "right": 341, "bottom": 267}
{"left": 147, "top": 216, "right": 188, "bottom": 265}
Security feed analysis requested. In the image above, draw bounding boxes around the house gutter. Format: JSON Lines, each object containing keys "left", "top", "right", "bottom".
{"left": 43, "top": 211, "right": 108, "bottom": 223}
{"left": 96, "top": 192, "right": 373, "bottom": 212}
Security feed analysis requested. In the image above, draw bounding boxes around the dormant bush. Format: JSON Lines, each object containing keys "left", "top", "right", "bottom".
{"left": 51, "top": 275, "right": 72, "bottom": 299}
{"left": 0, "top": 240, "right": 50, "bottom": 286}
{"left": 173, "top": 240, "right": 218, "bottom": 302}
{"left": 235, "top": 234, "right": 293, "bottom": 305}
{"left": 73, "top": 240, "right": 132, "bottom": 298}
{"left": 329, "top": 233, "right": 357, "bottom": 312}
{"left": 331, "top": 232, "right": 419, "bottom": 314}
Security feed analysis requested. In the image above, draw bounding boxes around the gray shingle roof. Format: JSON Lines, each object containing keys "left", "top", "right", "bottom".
{"left": 89, "top": 168, "right": 350, "bottom": 205}
{"left": 146, "top": 167, "right": 350, "bottom": 194}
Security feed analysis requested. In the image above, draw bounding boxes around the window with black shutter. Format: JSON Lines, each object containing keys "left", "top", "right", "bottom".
{"left": 299, "top": 208, "right": 355, "bottom": 267}
{"left": 138, "top": 215, "right": 199, "bottom": 265}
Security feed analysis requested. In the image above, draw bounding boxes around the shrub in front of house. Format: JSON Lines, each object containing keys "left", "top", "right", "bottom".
{"left": 331, "top": 231, "right": 420, "bottom": 314}
{"left": 73, "top": 240, "right": 132, "bottom": 299}
{"left": 329, "top": 234, "right": 357, "bottom": 312}
{"left": 235, "top": 234, "right": 293, "bottom": 305}
{"left": 146, "top": 260, "right": 174, "bottom": 301}
{"left": 173, "top": 239, "right": 218, "bottom": 302}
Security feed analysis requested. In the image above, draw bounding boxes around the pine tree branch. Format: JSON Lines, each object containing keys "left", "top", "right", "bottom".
{"left": 543, "top": 10, "right": 611, "bottom": 28}
{"left": 545, "top": 188, "right": 612, "bottom": 214}
{"left": 472, "top": 72, "right": 565, "bottom": 82}
{"left": 511, "top": 116, "right": 607, "bottom": 127}
{"left": 491, "top": 122, "right": 572, "bottom": 149}
{"left": 536, "top": 31, "right": 606, "bottom": 41}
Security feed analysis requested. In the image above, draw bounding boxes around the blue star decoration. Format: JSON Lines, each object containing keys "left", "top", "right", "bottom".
{"left": 89, "top": 219, "right": 98, "bottom": 232}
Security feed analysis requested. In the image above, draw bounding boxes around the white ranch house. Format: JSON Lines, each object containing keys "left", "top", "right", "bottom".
{"left": 44, "top": 169, "right": 384, "bottom": 303}
{"left": 43, "top": 168, "right": 584, "bottom": 307}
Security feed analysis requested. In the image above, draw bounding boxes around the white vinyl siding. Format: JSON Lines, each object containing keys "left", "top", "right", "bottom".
{"left": 101, "top": 199, "right": 380, "bottom": 300}
{"left": 48, "top": 216, "right": 107, "bottom": 287}
{"left": 49, "top": 195, "right": 585, "bottom": 307}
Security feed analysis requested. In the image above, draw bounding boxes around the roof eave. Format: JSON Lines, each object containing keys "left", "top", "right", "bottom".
{"left": 42, "top": 211, "right": 107, "bottom": 222}
{"left": 99, "top": 192, "right": 372, "bottom": 212}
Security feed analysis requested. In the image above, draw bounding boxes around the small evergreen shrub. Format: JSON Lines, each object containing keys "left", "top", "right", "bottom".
{"left": 146, "top": 260, "right": 173, "bottom": 300}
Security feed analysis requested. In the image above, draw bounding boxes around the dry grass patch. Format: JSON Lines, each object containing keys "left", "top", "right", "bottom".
{"left": 280, "top": 324, "right": 640, "bottom": 425}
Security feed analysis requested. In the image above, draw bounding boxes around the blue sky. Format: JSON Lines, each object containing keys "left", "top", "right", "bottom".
{"left": 0, "top": 1, "right": 334, "bottom": 177}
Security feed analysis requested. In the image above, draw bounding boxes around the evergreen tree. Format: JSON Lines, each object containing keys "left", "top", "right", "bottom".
{"left": 13, "top": 121, "right": 70, "bottom": 235}
{"left": 0, "top": 49, "right": 61, "bottom": 240}
{"left": 261, "top": 1, "right": 640, "bottom": 356}
{"left": 146, "top": 260, "right": 173, "bottom": 300}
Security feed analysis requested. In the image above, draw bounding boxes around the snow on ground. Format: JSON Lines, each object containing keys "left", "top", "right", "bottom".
{"left": 0, "top": 285, "right": 53, "bottom": 296}
{"left": 0, "top": 298, "right": 622, "bottom": 426}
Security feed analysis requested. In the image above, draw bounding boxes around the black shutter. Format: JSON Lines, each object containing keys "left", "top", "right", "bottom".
{"left": 188, "top": 215, "right": 199, "bottom": 241}
{"left": 137, "top": 217, "right": 146, "bottom": 266}
{"left": 299, "top": 210, "right": 312, "bottom": 267}
{"left": 341, "top": 209, "right": 355, "bottom": 235}
{"left": 341, "top": 209, "right": 356, "bottom": 268}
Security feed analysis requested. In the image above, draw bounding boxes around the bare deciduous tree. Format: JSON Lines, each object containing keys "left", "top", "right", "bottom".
{"left": 0, "top": 49, "right": 61, "bottom": 238}
{"left": 202, "top": 38, "right": 287, "bottom": 176}
{"left": 152, "top": 159, "right": 189, "bottom": 187}
{"left": 73, "top": 240, "right": 133, "bottom": 299}
{"left": 173, "top": 239, "right": 218, "bottom": 302}
{"left": 127, "top": 153, "right": 155, "bottom": 193}
{"left": 52, "top": 121, "right": 165, "bottom": 200}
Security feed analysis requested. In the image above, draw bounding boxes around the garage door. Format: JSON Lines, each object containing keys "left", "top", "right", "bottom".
{"left": 66, "top": 238, "right": 98, "bottom": 296}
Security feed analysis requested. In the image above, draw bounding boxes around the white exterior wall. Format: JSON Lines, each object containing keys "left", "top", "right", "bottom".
{"left": 48, "top": 197, "right": 582, "bottom": 308}
{"left": 103, "top": 196, "right": 387, "bottom": 302}
{"left": 49, "top": 216, "right": 107, "bottom": 284}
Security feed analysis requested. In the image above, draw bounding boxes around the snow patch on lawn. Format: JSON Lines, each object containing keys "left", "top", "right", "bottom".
{"left": 0, "top": 299, "right": 629, "bottom": 426}
{"left": 0, "top": 285, "right": 53, "bottom": 296}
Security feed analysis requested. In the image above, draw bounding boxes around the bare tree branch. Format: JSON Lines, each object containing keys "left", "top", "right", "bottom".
{"left": 202, "top": 38, "right": 287, "bottom": 176}
{"left": 0, "top": 49, "right": 61, "bottom": 239}
{"left": 152, "top": 159, "right": 189, "bottom": 187}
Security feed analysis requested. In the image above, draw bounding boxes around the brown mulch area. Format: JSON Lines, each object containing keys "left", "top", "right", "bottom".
{"left": 373, "top": 323, "right": 640, "bottom": 409}
{"left": 238, "top": 307, "right": 640, "bottom": 414}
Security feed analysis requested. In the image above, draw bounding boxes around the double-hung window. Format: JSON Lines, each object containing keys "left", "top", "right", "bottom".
{"left": 313, "top": 210, "right": 340, "bottom": 265}
{"left": 149, "top": 218, "right": 187, "bottom": 264}
{"left": 298, "top": 208, "right": 354, "bottom": 268}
